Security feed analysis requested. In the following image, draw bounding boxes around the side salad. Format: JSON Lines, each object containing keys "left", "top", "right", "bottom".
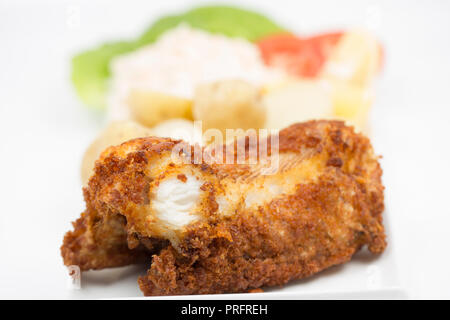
{"left": 73, "top": 5, "right": 383, "bottom": 185}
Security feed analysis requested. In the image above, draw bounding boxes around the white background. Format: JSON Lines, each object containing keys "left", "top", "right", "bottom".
{"left": 0, "top": 0, "right": 449, "bottom": 299}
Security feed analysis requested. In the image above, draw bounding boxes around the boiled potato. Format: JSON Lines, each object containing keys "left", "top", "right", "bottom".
{"left": 331, "top": 81, "right": 373, "bottom": 133}
{"left": 262, "top": 80, "right": 334, "bottom": 130}
{"left": 321, "top": 29, "right": 382, "bottom": 86}
{"left": 128, "top": 89, "right": 193, "bottom": 127}
{"left": 81, "top": 120, "right": 153, "bottom": 185}
{"left": 153, "top": 119, "right": 203, "bottom": 145}
{"left": 193, "top": 80, "right": 266, "bottom": 136}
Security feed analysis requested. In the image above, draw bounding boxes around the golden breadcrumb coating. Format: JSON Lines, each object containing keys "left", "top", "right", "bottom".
{"left": 61, "top": 120, "right": 386, "bottom": 295}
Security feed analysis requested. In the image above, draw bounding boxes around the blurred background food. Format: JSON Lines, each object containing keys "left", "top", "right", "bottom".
{"left": 262, "top": 80, "right": 333, "bottom": 130}
{"left": 80, "top": 120, "right": 153, "bottom": 185}
{"left": 152, "top": 118, "right": 202, "bottom": 146}
{"left": 128, "top": 89, "right": 193, "bottom": 127}
{"left": 193, "top": 79, "right": 266, "bottom": 135}
{"left": 70, "top": 5, "right": 383, "bottom": 184}
{"left": 73, "top": 6, "right": 287, "bottom": 110}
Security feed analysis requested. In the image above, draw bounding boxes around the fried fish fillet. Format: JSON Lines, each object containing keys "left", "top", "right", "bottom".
{"left": 61, "top": 120, "right": 386, "bottom": 295}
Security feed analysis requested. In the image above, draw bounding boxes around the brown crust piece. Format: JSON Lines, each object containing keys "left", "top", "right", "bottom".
{"left": 61, "top": 207, "right": 149, "bottom": 270}
{"left": 61, "top": 137, "right": 180, "bottom": 270}
{"left": 61, "top": 120, "right": 386, "bottom": 295}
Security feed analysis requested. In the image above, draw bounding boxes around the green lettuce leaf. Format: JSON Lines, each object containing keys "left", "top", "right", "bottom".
{"left": 72, "top": 5, "right": 287, "bottom": 110}
{"left": 138, "top": 6, "right": 287, "bottom": 45}
{"left": 72, "top": 41, "right": 137, "bottom": 110}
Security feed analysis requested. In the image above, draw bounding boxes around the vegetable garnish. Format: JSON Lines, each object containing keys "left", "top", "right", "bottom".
{"left": 257, "top": 32, "right": 343, "bottom": 77}
{"left": 71, "top": 6, "right": 287, "bottom": 110}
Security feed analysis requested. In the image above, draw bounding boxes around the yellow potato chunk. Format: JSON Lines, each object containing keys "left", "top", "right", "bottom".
{"left": 262, "top": 78, "right": 372, "bottom": 134}
{"left": 81, "top": 121, "right": 153, "bottom": 185}
{"left": 128, "top": 89, "right": 193, "bottom": 127}
{"left": 193, "top": 80, "right": 266, "bottom": 135}
{"left": 262, "top": 80, "right": 334, "bottom": 130}
{"left": 331, "top": 81, "right": 373, "bottom": 133}
{"left": 321, "top": 29, "right": 381, "bottom": 86}
{"left": 152, "top": 119, "right": 203, "bottom": 145}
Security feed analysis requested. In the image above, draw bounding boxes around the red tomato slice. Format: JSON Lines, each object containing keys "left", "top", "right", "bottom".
{"left": 257, "top": 32, "right": 343, "bottom": 77}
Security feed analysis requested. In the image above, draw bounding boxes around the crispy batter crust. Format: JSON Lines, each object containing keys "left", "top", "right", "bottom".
{"left": 61, "top": 138, "right": 179, "bottom": 270}
{"left": 139, "top": 172, "right": 382, "bottom": 295}
{"left": 61, "top": 120, "right": 386, "bottom": 295}
{"left": 61, "top": 209, "right": 150, "bottom": 270}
